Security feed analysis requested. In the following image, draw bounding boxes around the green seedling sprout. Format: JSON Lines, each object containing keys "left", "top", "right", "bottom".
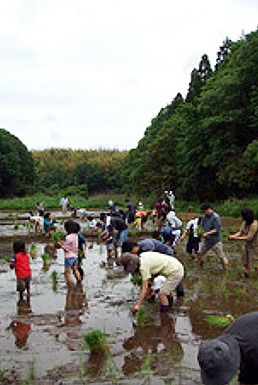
{"left": 205, "top": 314, "right": 234, "bottom": 327}
{"left": 29, "top": 244, "right": 37, "bottom": 259}
{"left": 83, "top": 329, "right": 108, "bottom": 354}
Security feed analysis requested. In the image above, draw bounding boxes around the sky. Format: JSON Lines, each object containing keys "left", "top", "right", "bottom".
{"left": 0, "top": 0, "right": 258, "bottom": 152}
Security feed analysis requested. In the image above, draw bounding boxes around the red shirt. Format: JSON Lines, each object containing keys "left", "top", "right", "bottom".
{"left": 11, "top": 252, "right": 31, "bottom": 279}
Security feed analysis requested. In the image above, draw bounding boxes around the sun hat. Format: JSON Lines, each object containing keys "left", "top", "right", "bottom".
{"left": 198, "top": 336, "right": 240, "bottom": 385}
{"left": 120, "top": 253, "right": 140, "bottom": 274}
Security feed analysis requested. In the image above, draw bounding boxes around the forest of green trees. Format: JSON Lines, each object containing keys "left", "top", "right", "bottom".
{"left": 1, "top": 28, "right": 258, "bottom": 202}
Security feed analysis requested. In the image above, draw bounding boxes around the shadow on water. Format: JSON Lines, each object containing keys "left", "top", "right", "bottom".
{"left": 0, "top": 224, "right": 257, "bottom": 383}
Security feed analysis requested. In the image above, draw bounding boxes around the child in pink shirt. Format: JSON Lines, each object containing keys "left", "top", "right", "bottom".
{"left": 57, "top": 220, "right": 81, "bottom": 285}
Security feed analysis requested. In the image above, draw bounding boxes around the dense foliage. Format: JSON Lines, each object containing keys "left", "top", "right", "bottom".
{"left": 0, "top": 129, "right": 35, "bottom": 197}
{"left": 123, "top": 29, "right": 258, "bottom": 202}
{"left": 32, "top": 148, "right": 128, "bottom": 196}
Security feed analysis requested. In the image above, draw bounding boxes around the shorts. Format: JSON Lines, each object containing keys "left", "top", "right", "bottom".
{"left": 17, "top": 277, "right": 31, "bottom": 292}
{"left": 199, "top": 242, "right": 225, "bottom": 260}
{"left": 65, "top": 257, "right": 78, "bottom": 268}
{"left": 160, "top": 265, "right": 184, "bottom": 296}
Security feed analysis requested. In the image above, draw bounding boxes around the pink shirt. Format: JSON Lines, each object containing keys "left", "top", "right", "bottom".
{"left": 64, "top": 233, "right": 78, "bottom": 259}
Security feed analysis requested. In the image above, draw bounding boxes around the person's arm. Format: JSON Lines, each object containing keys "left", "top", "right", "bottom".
{"left": 228, "top": 231, "right": 242, "bottom": 240}
{"left": 133, "top": 279, "right": 149, "bottom": 313}
{"left": 203, "top": 229, "right": 218, "bottom": 238}
{"left": 10, "top": 254, "right": 16, "bottom": 269}
{"left": 56, "top": 240, "right": 68, "bottom": 252}
{"left": 231, "top": 222, "right": 258, "bottom": 242}
{"left": 180, "top": 229, "right": 188, "bottom": 241}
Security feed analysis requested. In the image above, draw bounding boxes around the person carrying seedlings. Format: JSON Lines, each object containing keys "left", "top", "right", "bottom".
{"left": 101, "top": 213, "right": 128, "bottom": 247}
{"left": 10, "top": 241, "right": 32, "bottom": 301}
{"left": 180, "top": 217, "right": 202, "bottom": 259}
{"left": 228, "top": 208, "right": 258, "bottom": 278}
{"left": 198, "top": 311, "right": 258, "bottom": 385}
{"left": 198, "top": 203, "right": 228, "bottom": 270}
{"left": 56, "top": 220, "right": 81, "bottom": 285}
{"left": 122, "top": 238, "right": 184, "bottom": 298}
{"left": 43, "top": 212, "right": 57, "bottom": 237}
{"left": 120, "top": 251, "right": 184, "bottom": 313}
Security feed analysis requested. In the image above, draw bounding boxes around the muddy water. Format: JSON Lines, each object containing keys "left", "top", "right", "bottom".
{"left": 0, "top": 228, "right": 257, "bottom": 384}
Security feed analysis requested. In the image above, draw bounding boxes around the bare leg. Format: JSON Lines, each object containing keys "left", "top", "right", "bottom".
{"left": 65, "top": 267, "right": 73, "bottom": 285}
{"left": 72, "top": 266, "right": 81, "bottom": 283}
{"left": 158, "top": 292, "right": 169, "bottom": 306}
{"left": 222, "top": 256, "right": 229, "bottom": 271}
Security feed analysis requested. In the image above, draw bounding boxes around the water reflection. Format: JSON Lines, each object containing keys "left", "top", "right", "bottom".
{"left": 7, "top": 298, "right": 32, "bottom": 349}
{"left": 122, "top": 313, "right": 183, "bottom": 376}
{"left": 59, "top": 282, "right": 88, "bottom": 327}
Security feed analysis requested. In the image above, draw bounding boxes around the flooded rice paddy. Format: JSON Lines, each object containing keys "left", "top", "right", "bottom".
{"left": 0, "top": 214, "right": 257, "bottom": 384}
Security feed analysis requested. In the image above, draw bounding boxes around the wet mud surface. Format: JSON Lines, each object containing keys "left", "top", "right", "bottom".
{"left": 0, "top": 215, "right": 257, "bottom": 384}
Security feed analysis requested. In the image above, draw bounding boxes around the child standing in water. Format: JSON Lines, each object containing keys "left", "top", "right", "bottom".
{"left": 10, "top": 241, "right": 32, "bottom": 300}
{"left": 57, "top": 220, "right": 82, "bottom": 285}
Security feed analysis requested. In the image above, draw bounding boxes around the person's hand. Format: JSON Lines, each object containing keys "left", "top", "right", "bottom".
{"left": 132, "top": 304, "right": 140, "bottom": 313}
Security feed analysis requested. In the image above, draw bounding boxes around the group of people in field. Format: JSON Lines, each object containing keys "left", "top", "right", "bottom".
{"left": 9, "top": 190, "right": 258, "bottom": 385}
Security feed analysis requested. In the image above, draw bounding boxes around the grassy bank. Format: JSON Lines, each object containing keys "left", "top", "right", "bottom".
{"left": 0, "top": 193, "right": 126, "bottom": 212}
{"left": 0, "top": 194, "right": 257, "bottom": 218}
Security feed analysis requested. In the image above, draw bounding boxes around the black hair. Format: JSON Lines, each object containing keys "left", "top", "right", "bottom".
{"left": 200, "top": 203, "right": 212, "bottom": 211}
{"left": 241, "top": 208, "right": 254, "bottom": 226}
{"left": 100, "top": 213, "right": 107, "bottom": 221}
{"left": 121, "top": 240, "right": 137, "bottom": 253}
{"left": 64, "top": 220, "right": 78, "bottom": 234}
{"left": 44, "top": 212, "right": 51, "bottom": 219}
{"left": 74, "top": 222, "right": 81, "bottom": 233}
{"left": 152, "top": 230, "right": 161, "bottom": 239}
{"left": 13, "top": 240, "right": 26, "bottom": 254}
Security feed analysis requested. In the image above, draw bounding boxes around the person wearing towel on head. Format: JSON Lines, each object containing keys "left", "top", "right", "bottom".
{"left": 198, "top": 311, "right": 258, "bottom": 385}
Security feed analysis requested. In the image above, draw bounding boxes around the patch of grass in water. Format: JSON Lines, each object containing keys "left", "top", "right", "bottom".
{"left": 83, "top": 329, "right": 108, "bottom": 354}
{"left": 204, "top": 314, "right": 234, "bottom": 327}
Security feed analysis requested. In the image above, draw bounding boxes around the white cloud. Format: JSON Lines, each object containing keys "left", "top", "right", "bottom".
{"left": 0, "top": 0, "right": 257, "bottom": 150}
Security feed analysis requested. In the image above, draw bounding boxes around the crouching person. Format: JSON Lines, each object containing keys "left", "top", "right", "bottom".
{"left": 120, "top": 251, "right": 184, "bottom": 313}
{"left": 198, "top": 311, "right": 258, "bottom": 385}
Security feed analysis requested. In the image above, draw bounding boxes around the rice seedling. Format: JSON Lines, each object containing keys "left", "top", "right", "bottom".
{"left": 51, "top": 270, "right": 58, "bottom": 291}
{"left": 204, "top": 314, "right": 234, "bottom": 327}
{"left": 131, "top": 275, "right": 142, "bottom": 286}
{"left": 41, "top": 253, "right": 50, "bottom": 271}
{"left": 129, "top": 229, "right": 140, "bottom": 237}
{"left": 29, "top": 243, "right": 37, "bottom": 259}
{"left": 51, "top": 231, "right": 64, "bottom": 243}
{"left": 136, "top": 303, "right": 154, "bottom": 326}
{"left": 82, "top": 329, "right": 108, "bottom": 354}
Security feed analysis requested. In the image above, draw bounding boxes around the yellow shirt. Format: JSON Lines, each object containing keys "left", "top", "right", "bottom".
{"left": 139, "top": 251, "right": 183, "bottom": 281}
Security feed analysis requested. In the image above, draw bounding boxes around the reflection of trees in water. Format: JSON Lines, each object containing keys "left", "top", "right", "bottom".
{"left": 187, "top": 274, "right": 258, "bottom": 340}
{"left": 122, "top": 314, "right": 183, "bottom": 376}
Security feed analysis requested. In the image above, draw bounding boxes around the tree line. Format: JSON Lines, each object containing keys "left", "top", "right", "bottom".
{"left": 1, "top": 28, "right": 258, "bottom": 201}
{"left": 122, "top": 29, "right": 258, "bottom": 202}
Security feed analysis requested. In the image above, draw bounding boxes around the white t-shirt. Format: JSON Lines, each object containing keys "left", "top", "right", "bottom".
{"left": 186, "top": 218, "right": 200, "bottom": 237}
